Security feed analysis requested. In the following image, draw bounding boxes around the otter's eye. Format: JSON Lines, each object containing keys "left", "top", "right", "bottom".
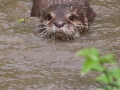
{"left": 68, "top": 15, "right": 76, "bottom": 21}
{"left": 46, "top": 14, "right": 52, "bottom": 21}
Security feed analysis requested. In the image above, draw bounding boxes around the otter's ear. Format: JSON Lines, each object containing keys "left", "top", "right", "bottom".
{"left": 31, "top": 0, "right": 40, "bottom": 17}
{"left": 31, "top": 8, "right": 40, "bottom": 17}
{"left": 88, "top": 10, "right": 96, "bottom": 23}
{"left": 84, "top": 1, "right": 96, "bottom": 23}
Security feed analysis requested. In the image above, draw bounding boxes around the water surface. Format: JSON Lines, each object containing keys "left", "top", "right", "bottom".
{"left": 0, "top": 0, "right": 120, "bottom": 90}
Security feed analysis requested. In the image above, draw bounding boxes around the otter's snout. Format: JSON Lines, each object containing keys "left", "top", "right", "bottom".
{"left": 54, "top": 21, "right": 65, "bottom": 28}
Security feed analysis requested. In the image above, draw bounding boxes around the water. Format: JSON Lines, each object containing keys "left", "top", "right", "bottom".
{"left": 0, "top": 0, "right": 120, "bottom": 90}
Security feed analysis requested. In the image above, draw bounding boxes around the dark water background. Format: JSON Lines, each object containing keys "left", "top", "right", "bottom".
{"left": 0, "top": 0, "right": 120, "bottom": 90}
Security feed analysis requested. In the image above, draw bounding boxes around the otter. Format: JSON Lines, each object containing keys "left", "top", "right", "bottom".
{"left": 31, "top": 0, "right": 96, "bottom": 40}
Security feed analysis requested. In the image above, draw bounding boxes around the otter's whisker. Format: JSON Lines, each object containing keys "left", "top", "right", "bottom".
{"left": 40, "top": 30, "right": 48, "bottom": 35}
{"left": 68, "top": 31, "right": 73, "bottom": 37}
{"left": 39, "top": 23, "right": 45, "bottom": 25}
{"left": 38, "top": 27, "right": 47, "bottom": 30}
{"left": 71, "top": 31, "right": 75, "bottom": 36}
{"left": 45, "top": 30, "right": 50, "bottom": 37}
{"left": 46, "top": 29, "right": 54, "bottom": 38}
{"left": 67, "top": 31, "right": 71, "bottom": 38}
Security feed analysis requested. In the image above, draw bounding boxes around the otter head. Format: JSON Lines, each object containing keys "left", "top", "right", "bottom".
{"left": 40, "top": 4, "right": 89, "bottom": 40}
{"left": 31, "top": 0, "right": 96, "bottom": 40}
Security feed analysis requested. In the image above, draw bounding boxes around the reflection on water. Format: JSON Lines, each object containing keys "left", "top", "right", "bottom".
{"left": 0, "top": 0, "right": 120, "bottom": 90}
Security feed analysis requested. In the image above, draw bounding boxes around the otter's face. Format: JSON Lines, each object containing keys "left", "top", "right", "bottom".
{"left": 40, "top": 5, "right": 89, "bottom": 40}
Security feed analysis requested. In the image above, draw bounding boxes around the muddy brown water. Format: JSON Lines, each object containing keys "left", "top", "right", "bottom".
{"left": 0, "top": 0, "right": 120, "bottom": 90}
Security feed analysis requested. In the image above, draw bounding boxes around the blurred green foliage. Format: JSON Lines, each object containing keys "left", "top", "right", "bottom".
{"left": 17, "top": 18, "right": 25, "bottom": 23}
{"left": 77, "top": 48, "right": 120, "bottom": 90}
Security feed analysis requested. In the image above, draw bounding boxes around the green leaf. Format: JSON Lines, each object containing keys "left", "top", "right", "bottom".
{"left": 100, "top": 54, "right": 116, "bottom": 64}
{"left": 90, "top": 47, "right": 99, "bottom": 56}
{"left": 95, "top": 74, "right": 110, "bottom": 84}
{"left": 92, "top": 65, "right": 104, "bottom": 72}
{"left": 88, "top": 53, "right": 99, "bottom": 61}
{"left": 76, "top": 47, "right": 99, "bottom": 61}
{"left": 81, "top": 59, "right": 100, "bottom": 75}
{"left": 76, "top": 48, "right": 90, "bottom": 57}
{"left": 17, "top": 18, "right": 25, "bottom": 23}
{"left": 109, "top": 68, "right": 120, "bottom": 87}
{"left": 116, "top": 80, "right": 120, "bottom": 88}
{"left": 109, "top": 68, "right": 120, "bottom": 79}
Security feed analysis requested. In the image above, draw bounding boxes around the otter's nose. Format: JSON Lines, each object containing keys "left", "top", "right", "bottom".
{"left": 54, "top": 21, "right": 65, "bottom": 28}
